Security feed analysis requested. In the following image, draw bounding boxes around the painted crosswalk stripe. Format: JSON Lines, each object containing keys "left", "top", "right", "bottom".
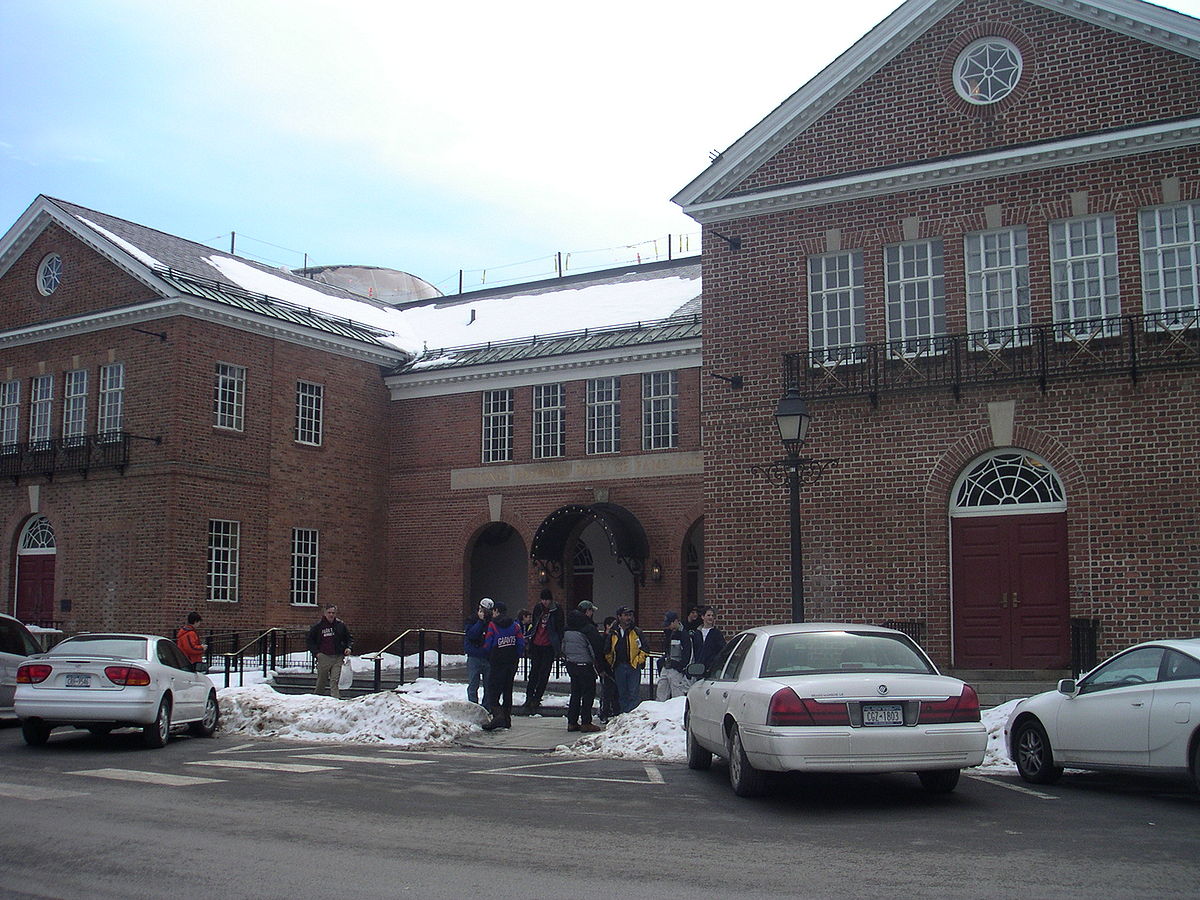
{"left": 69, "top": 768, "right": 224, "bottom": 786}
{"left": 293, "top": 754, "right": 435, "bottom": 766}
{"left": 0, "top": 781, "right": 90, "bottom": 800}
{"left": 187, "top": 759, "right": 338, "bottom": 773}
{"left": 643, "top": 765, "right": 665, "bottom": 784}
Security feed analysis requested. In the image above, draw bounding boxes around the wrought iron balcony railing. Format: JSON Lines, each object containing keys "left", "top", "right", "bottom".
{"left": 785, "top": 309, "right": 1200, "bottom": 404}
{"left": 0, "top": 433, "right": 140, "bottom": 481}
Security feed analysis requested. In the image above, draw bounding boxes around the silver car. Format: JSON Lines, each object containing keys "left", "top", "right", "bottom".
{"left": 685, "top": 623, "right": 988, "bottom": 796}
{"left": 15, "top": 633, "right": 219, "bottom": 748}
{"left": 0, "top": 613, "right": 42, "bottom": 717}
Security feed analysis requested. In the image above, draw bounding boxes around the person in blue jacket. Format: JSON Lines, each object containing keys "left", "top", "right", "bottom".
{"left": 482, "top": 601, "right": 525, "bottom": 731}
{"left": 464, "top": 598, "right": 494, "bottom": 704}
{"left": 693, "top": 606, "right": 727, "bottom": 668}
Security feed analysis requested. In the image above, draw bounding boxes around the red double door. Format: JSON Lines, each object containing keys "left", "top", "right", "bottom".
{"left": 15, "top": 554, "right": 56, "bottom": 624}
{"left": 952, "top": 513, "right": 1070, "bottom": 669}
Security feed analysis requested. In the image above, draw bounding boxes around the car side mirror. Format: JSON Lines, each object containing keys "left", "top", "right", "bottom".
{"left": 1057, "top": 678, "right": 1077, "bottom": 695}
{"left": 686, "top": 662, "right": 707, "bottom": 678}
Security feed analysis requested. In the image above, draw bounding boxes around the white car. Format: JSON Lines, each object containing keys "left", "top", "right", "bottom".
{"left": 1006, "top": 638, "right": 1200, "bottom": 791}
{"left": 0, "top": 613, "right": 43, "bottom": 718}
{"left": 684, "top": 623, "right": 987, "bottom": 796}
{"left": 15, "top": 633, "right": 219, "bottom": 748}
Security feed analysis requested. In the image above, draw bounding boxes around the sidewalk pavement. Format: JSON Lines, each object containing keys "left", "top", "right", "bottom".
{"left": 457, "top": 713, "right": 596, "bottom": 751}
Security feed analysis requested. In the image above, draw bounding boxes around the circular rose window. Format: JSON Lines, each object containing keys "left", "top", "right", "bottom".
{"left": 37, "top": 253, "right": 63, "bottom": 296}
{"left": 954, "top": 38, "right": 1023, "bottom": 105}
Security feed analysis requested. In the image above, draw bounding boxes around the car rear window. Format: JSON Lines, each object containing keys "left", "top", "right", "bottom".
{"left": 760, "top": 631, "right": 935, "bottom": 677}
{"left": 47, "top": 636, "right": 148, "bottom": 660}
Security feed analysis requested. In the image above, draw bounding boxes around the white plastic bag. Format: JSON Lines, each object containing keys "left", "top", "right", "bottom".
{"left": 338, "top": 657, "right": 354, "bottom": 691}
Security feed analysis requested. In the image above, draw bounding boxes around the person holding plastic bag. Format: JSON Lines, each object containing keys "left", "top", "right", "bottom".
{"left": 306, "top": 604, "right": 354, "bottom": 699}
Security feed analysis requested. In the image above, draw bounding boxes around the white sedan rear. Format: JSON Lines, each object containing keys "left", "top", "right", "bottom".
{"left": 685, "top": 623, "right": 987, "bottom": 796}
{"left": 15, "top": 633, "right": 219, "bottom": 748}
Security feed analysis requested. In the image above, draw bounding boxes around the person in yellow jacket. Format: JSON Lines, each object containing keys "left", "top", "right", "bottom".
{"left": 604, "top": 606, "right": 648, "bottom": 714}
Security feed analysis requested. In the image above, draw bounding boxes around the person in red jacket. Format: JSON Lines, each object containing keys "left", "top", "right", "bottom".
{"left": 176, "top": 612, "right": 207, "bottom": 672}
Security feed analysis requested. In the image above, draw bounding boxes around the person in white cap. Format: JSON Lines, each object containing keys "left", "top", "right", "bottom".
{"left": 463, "top": 598, "right": 494, "bottom": 704}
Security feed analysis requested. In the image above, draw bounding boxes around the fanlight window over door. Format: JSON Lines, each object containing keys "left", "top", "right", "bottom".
{"left": 951, "top": 451, "right": 1065, "bottom": 517}
{"left": 19, "top": 515, "right": 56, "bottom": 553}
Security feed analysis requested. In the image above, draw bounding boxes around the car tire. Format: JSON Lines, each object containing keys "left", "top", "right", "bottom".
{"left": 1014, "top": 719, "right": 1062, "bottom": 785}
{"left": 727, "top": 725, "right": 767, "bottom": 797}
{"left": 143, "top": 696, "right": 172, "bottom": 749}
{"left": 686, "top": 719, "right": 712, "bottom": 771}
{"left": 918, "top": 768, "right": 961, "bottom": 793}
{"left": 189, "top": 692, "right": 220, "bottom": 738}
{"left": 21, "top": 719, "right": 51, "bottom": 747}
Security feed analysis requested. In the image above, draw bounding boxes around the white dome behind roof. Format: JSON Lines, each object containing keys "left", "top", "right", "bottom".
{"left": 296, "top": 265, "right": 442, "bottom": 305}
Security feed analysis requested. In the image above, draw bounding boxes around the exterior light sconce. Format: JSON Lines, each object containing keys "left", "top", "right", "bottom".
{"left": 536, "top": 565, "right": 550, "bottom": 584}
{"left": 649, "top": 560, "right": 662, "bottom": 582}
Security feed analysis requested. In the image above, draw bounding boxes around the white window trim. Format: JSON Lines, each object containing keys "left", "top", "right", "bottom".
{"left": 532, "top": 383, "right": 564, "bottom": 460}
{"left": 964, "top": 227, "right": 1030, "bottom": 347}
{"left": 586, "top": 376, "right": 621, "bottom": 455}
{"left": 290, "top": 527, "right": 320, "bottom": 606}
{"left": 808, "top": 250, "right": 865, "bottom": 363}
{"left": 213, "top": 363, "right": 246, "bottom": 432}
{"left": 641, "top": 371, "right": 679, "bottom": 451}
{"left": 207, "top": 519, "right": 241, "bottom": 603}
{"left": 295, "top": 380, "right": 324, "bottom": 446}
{"left": 885, "top": 239, "right": 946, "bottom": 355}
{"left": 481, "top": 389, "right": 513, "bottom": 463}
{"left": 1140, "top": 201, "right": 1200, "bottom": 323}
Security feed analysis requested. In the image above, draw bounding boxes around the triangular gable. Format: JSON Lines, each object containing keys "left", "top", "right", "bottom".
{"left": 672, "top": 0, "right": 1200, "bottom": 213}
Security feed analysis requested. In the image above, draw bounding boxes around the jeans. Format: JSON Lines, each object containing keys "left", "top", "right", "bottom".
{"left": 467, "top": 656, "right": 490, "bottom": 705}
{"left": 526, "top": 644, "right": 555, "bottom": 705}
{"left": 614, "top": 662, "right": 642, "bottom": 713}
{"left": 566, "top": 662, "right": 597, "bottom": 725}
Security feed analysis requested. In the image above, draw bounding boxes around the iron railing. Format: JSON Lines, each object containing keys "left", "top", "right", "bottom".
{"left": 1070, "top": 618, "right": 1101, "bottom": 677}
{"left": 0, "top": 433, "right": 146, "bottom": 481}
{"left": 209, "top": 628, "right": 311, "bottom": 687}
{"left": 785, "top": 310, "right": 1200, "bottom": 404}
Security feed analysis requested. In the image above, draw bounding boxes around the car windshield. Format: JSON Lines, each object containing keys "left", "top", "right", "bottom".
{"left": 760, "top": 631, "right": 935, "bottom": 677}
{"left": 47, "top": 636, "right": 149, "bottom": 660}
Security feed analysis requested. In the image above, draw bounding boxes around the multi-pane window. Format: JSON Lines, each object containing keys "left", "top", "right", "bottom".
{"left": 885, "top": 240, "right": 946, "bottom": 353}
{"left": 207, "top": 519, "right": 240, "bottom": 602}
{"left": 1140, "top": 202, "right": 1200, "bottom": 325}
{"left": 290, "top": 528, "right": 319, "bottom": 606}
{"left": 62, "top": 369, "right": 88, "bottom": 446}
{"left": 965, "top": 227, "right": 1030, "bottom": 344}
{"left": 532, "top": 383, "right": 564, "bottom": 459}
{"left": 29, "top": 374, "right": 53, "bottom": 447}
{"left": 0, "top": 380, "right": 19, "bottom": 450}
{"left": 213, "top": 363, "right": 246, "bottom": 431}
{"left": 98, "top": 363, "right": 125, "bottom": 439}
{"left": 295, "top": 381, "right": 323, "bottom": 446}
{"left": 642, "top": 371, "right": 679, "bottom": 451}
{"left": 1050, "top": 216, "right": 1119, "bottom": 335}
{"left": 481, "top": 389, "right": 513, "bottom": 463}
{"left": 586, "top": 376, "right": 621, "bottom": 455}
{"left": 808, "top": 251, "right": 865, "bottom": 361}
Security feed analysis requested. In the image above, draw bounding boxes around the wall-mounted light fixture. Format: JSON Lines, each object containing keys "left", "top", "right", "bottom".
{"left": 649, "top": 559, "right": 662, "bottom": 582}
{"left": 536, "top": 565, "right": 550, "bottom": 584}
{"left": 710, "top": 372, "right": 744, "bottom": 390}
{"left": 711, "top": 230, "right": 741, "bottom": 251}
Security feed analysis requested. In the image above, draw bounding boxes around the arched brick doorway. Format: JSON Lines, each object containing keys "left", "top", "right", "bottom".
{"left": 15, "top": 515, "right": 56, "bottom": 625}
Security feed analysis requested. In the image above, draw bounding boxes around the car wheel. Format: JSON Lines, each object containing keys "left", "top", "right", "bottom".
{"left": 918, "top": 768, "right": 961, "bottom": 794}
{"left": 1014, "top": 719, "right": 1062, "bottom": 785}
{"left": 727, "top": 725, "right": 766, "bottom": 797}
{"left": 189, "top": 692, "right": 220, "bottom": 738}
{"left": 143, "top": 696, "right": 172, "bottom": 748}
{"left": 21, "top": 719, "right": 51, "bottom": 747}
{"left": 686, "top": 719, "right": 712, "bottom": 771}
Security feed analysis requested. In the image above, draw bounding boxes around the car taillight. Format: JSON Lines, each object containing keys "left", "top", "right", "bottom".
{"left": 105, "top": 666, "right": 151, "bottom": 686}
{"left": 17, "top": 664, "right": 52, "bottom": 684}
{"left": 767, "top": 688, "right": 851, "bottom": 726}
{"left": 919, "top": 685, "right": 981, "bottom": 723}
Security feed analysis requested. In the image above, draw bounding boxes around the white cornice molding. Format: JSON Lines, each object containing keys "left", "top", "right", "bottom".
{"left": 672, "top": 0, "right": 1200, "bottom": 210}
{"left": 682, "top": 117, "right": 1200, "bottom": 223}
{"left": 386, "top": 340, "right": 702, "bottom": 400}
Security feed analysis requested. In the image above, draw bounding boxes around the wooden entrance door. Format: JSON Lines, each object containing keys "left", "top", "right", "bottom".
{"left": 16, "top": 554, "right": 55, "bottom": 624}
{"left": 952, "top": 513, "right": 1069, "bottom": 668}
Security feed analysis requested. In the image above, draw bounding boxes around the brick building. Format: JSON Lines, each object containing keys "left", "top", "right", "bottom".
{"left": 674, "top": 0, "right": 1200, "bottom": 668}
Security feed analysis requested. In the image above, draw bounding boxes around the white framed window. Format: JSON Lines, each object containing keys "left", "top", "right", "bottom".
{"left": 1050, "top": 215, "right": 1119, "bottom": 336}
{"left": 290, "top": 528, "right": 320, "bottom": 606}
{"left": 37, "top": 253, "right": 63, "bottom": 296}
{"left": 1140, "top": 202, "right": 1200, "bottom": 326}
{"left": 29, "top": 374, "right": 53, "bottom": 447}
{"left": 965, "top": 227, "right": 1030, "bottom": 345}
{"left": 481, "top": 389, "right": 513, "bottom": 463}
{"left": 0, "top": 380, "right": 20, "bottom": 450}
{"left": 295, "top": 381, "right": 323, "bottom": 446}
{"left": 885, "top": 240, "right": 946, "bottom": 353}
{"left": 808, "top": 251, "right": 865, "bottom": 362}
{"left": 98, "top": 363, "right": 125, "bottom": 439}
{"left": 586, "top": 376, "right": 621, "bottom": 455}
{"left": 642, "top": 371, "right": 678, "bottom": 451}
{"left": 213, "top": 363, "right": 246, "bottom": 431}
{"left": 532, "top": 383, "right": 564, "bottom": 459}
{"left": 954, "top": 38, "right": 1023, "bottom": 105}
{"left": 207, "top": 519, "right": 240, "bottom": 603}
{"left": 62, "top": 369, "right": 88, "bottom": 446}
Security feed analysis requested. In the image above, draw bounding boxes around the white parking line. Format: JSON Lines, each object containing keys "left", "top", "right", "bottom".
{"left": 0, "top": 781, "right": 90, "bottom": 800}
{"left": 69, "top": 768, "right": 225, "bottom": 787}
{"left": 187, "top": 760, "right": 338, "bottom": 773}
{"left": 293, "top": 754, "right": 435, "bottom": 766}
{"left": 965, "top": 773, "right": 1058, "bottom": 799}
{"left": 471, "top": 758, "right": 669, "bottom": 785}
{"left": 644, "top": 765, "right": 665, "bottom": 784}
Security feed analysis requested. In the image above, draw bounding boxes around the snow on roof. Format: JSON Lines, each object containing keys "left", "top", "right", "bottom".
{"left": 76, "top": 216, "right": 162, "bottom": 269}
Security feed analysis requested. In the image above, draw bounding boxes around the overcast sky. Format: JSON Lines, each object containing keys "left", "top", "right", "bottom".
{"left": 3, "top": 0, "right": 1200, "bottom": 295}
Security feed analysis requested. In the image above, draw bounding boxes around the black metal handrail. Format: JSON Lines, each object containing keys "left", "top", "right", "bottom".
{"left": 209, "top": 627, "right": 311, "bottom": 687}
{"left": 785, "top": 310, "right": 1200, "bottom": 404}
{"left": 0, "top": 433, "right": 136, "bottom": 480}
{"left": 364, "top": 629, "right": 461, "bottom": 690}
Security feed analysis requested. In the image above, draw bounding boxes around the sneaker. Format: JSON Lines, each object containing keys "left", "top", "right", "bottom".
{"left": 566, "top": 722, "right": 580, "bottom": 732}
{"left": 579, "top": 722, "right": 603, "bottom": 733}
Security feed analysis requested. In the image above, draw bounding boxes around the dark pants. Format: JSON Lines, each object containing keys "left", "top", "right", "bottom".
{"left": 486, "top": 661, "right": 518, "bottom": 723}
{"left": 566, "top": 662, "right": 597, "bottom": 725}
{"left": 526, "top": 644, "right": 555, "bottom": 705}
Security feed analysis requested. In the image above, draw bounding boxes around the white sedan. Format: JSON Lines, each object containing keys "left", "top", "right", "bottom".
{"left": 16, "top": 633, "right": 219, "bottom": 748}
{"left": 1006, "top": 638, "right": 1200, "bottom": 790}
{"left": 684, "top": 623, "right": 987, "bottom": 796}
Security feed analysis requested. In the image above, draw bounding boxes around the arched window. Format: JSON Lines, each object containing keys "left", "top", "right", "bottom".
{"left": 572, "top": 542, "right": 594, "bottom": 575}
{"left": 19, "top": 515, "right": 56, "bottom": 553}
{"left": 951, "top": 450, "right": 1065, "bottom": 516}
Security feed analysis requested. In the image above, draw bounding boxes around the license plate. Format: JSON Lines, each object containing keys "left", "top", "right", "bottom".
{"left": 862, "top": 704, "right": 903, "bottom": 726}
{"left": 65, "top": 674, "right": 91, "bottom": 688}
